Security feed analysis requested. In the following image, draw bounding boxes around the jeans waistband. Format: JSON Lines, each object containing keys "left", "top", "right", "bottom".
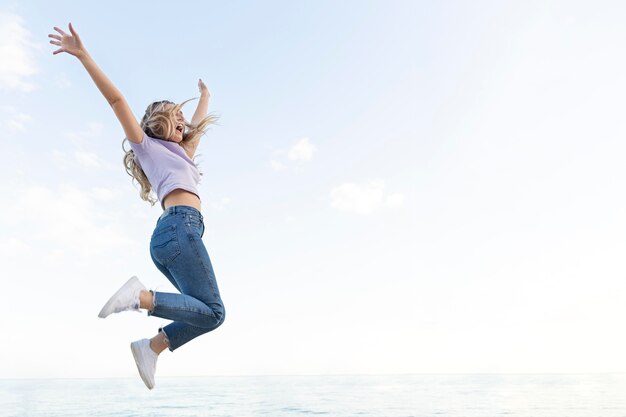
{"left": 160, "top": 205, "right": 203, "bottom": 220}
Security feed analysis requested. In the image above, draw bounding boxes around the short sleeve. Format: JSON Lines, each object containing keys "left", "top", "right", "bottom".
{"left": 128, "top": 132, "right": 153, "bottom": 156}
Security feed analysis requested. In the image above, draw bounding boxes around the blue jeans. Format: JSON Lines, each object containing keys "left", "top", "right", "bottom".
{"left": 148, "top": 205, "right": 225, "bottom": 351}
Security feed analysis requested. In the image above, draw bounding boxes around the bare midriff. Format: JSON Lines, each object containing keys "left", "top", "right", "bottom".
{"left": 163, "top": 188, "right": 201, "bottom": 211}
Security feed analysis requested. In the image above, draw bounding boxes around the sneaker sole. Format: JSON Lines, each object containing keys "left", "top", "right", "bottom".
{"left": 98, "top": 276, "right": 143, "bottom": 318}
{"left": 131, "top": 341, "right": 155, "bottom": 390}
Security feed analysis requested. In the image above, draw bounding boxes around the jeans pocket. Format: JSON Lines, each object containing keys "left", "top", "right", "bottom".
{"left": 184, "top": 214, "right": 204, "bottom": 237}
{"left": 184, "top": 213, "right": 202, "bottom": 227}
{"left": 150, "top": 224, "right": 181, "bottom": 267}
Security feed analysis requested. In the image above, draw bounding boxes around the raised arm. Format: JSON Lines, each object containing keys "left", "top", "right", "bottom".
{"left": 190, "top": 79, "right": 210, "bottom": 126}
{"left": 48, "top": 23, "right": 144, "bottom": 144}
{"left": 181, "top": 79, "right": 211, "bottom": 157}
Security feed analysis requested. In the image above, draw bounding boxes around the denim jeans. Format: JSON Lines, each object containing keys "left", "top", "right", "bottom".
{"left": 148, "top": 205, "right": 225, "bottom": 351}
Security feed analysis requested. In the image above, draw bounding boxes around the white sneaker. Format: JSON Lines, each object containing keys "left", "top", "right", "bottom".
{"left": 131, "top": 338, "right": 158, "bottom": 389}
{"left": 98, "top": 276, "right": 147, "bottom": 318}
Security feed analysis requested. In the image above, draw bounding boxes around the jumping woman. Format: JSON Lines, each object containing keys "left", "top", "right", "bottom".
{"left": 48, "top": 23, "right": 225, "bottom": 389}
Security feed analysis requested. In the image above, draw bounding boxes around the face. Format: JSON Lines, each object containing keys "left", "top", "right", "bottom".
{"left": 164, "top": 103, "right": 185, "bottom": 143}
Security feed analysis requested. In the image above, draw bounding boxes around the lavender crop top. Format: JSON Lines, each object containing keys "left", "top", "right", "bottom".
{"left": 129, "top": 133, "right": 201, "bottom": 209}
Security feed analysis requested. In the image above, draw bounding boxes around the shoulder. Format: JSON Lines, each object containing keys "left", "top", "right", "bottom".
{"left": 129, "top": 132, "right": 157, "bottom": 152}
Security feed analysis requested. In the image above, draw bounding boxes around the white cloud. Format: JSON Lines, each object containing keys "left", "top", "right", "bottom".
{"left": 0, "top": 183, "right": 133, "bottom": 262}
{"left": 329, "top": 180, "right": 405, "bottom": 214}
{"left": 287, "top": 138, "right": 315, "bottom": 161}
{"left": 91, "top": 187, "right": 118, "bottom": 202}
{"left": 385, "top": 193, "right": 405, "bottom": 208}
{"left": 49, "top": 123, "right": 114, "bottom": 170}
{"left": 50, "top": 149, "right": 70, "bottom": 169}
{"left": 0, "top": 237, "right": 30, "bottom": 258}
{"left": 0, "top": 105, "right": 32, "bottom": 131}
{"left": 74, "top": 150, "right": 102, "bottom": 168}
{"left": 270, "top": 159, "right": 286, "bottom": 171}
{"left": 50, "top": 148, "right": 110, "bottom": 170}
{"left": 208, "top": 197, "right": 231, "bottom": 211}
{"left": 0, "top": 12, "right": 38, "bottom": 92}
{"left": 55, "top": 74, "right": 72, "bottom": 88}
{"left": 67, "top": 122, "right": 104, "bottom": 146}
{"left": 271, "top": 137, "right": 316, "bottom": 171}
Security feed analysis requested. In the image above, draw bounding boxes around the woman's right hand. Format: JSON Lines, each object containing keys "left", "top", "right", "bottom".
{"left": 48, "top": 23, "right": 86, "bottom": 58}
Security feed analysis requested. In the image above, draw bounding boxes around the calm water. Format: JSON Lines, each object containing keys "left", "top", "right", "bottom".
{"left": 0, "top": 374, "right": 624, "bottom": 417}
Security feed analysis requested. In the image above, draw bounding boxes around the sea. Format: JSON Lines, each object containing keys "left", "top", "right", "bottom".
{"left": 0, "top": 374, "right": 624, "bottom": 417}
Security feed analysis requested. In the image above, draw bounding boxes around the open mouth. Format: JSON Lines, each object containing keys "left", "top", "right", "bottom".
{"left": 175, "top": 123, "right": 184, "bottom": 133}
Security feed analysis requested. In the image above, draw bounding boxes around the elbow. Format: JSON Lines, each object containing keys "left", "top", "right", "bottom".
{"left": 108, "top": 96, "right": 124, "bottom": 108}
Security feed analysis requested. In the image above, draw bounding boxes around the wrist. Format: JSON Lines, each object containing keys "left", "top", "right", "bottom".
{"left": 77, "top": 50, "right": 91, "bottom": 62}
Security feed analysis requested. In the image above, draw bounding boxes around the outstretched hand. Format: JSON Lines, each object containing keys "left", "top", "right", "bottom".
{"left": 48, "top": 23, "right": 86, "bottom": 58}
{"left": 198, "top": 78, "right": 210, "bottom": 97}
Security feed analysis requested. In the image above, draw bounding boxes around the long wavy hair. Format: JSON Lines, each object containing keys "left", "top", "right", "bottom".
{"left": 123, "top": 99, "right": 218, "bottom": 205}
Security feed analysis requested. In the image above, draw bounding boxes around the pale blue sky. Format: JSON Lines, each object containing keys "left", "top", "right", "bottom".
{"left": 2, "top": 1, "right": 626, "bottom": 378}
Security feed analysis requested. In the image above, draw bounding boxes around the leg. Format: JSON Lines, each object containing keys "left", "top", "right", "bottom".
{"left": 139, "top": 290, "right": 155, "bottom": 311}
{"left": 149, "top": 330, "right": 169, "bottom": 354}
{"left": 149, "top": 211, "right": 225, "bottom": 350}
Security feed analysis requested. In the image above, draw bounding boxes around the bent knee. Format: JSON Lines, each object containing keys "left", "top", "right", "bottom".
{"left": 214, "top": 304, "right": 226, "bottom": 327}
{"left": 200, "top": 303, "right": 225, "bottom": 329}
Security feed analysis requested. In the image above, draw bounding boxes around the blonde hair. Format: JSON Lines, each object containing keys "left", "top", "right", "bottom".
{"left": 123, "top": 99, "right": 218, "bottom": 205}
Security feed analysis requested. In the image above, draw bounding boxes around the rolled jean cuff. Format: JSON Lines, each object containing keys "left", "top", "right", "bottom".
{"left": 158, "top": 327, "right": 172, "bottom": 352}
{"left": 147, "top": 290, "right": 156, "bottom": 316}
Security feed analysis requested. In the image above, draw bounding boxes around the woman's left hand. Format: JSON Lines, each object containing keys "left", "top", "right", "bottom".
{"left": 198, "top": 78, "right": 210, "bottom": 98}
